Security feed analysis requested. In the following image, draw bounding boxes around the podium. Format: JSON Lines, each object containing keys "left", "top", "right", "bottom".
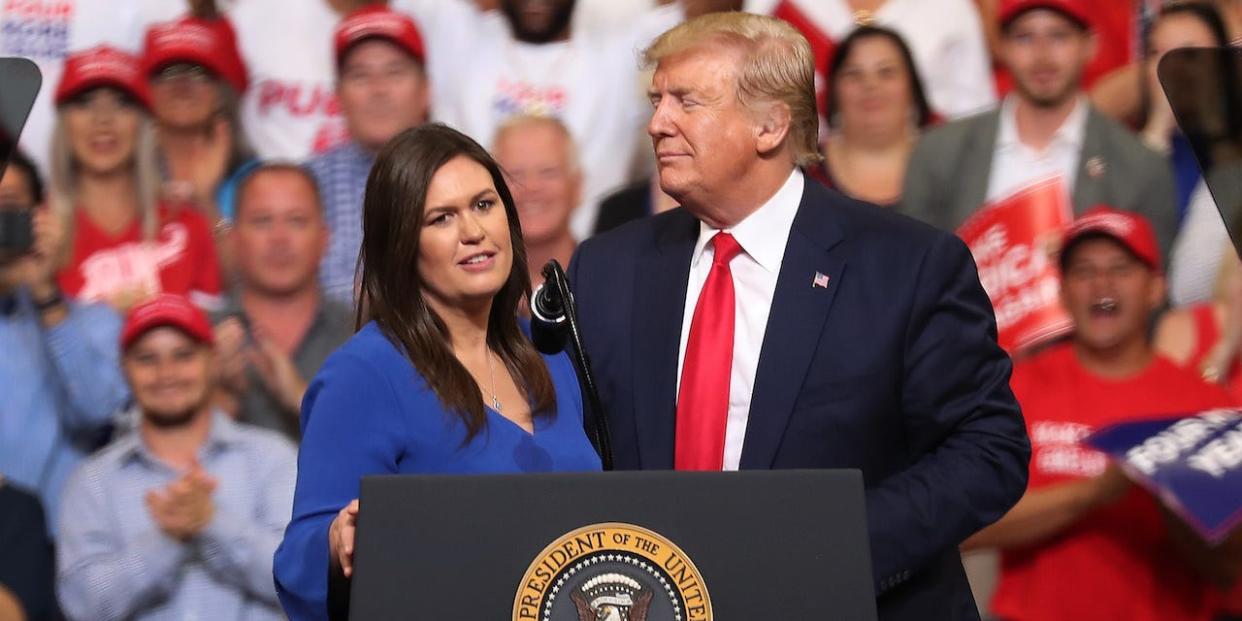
{"left": 347, "top": 470, "right": 878, "bottom": 620}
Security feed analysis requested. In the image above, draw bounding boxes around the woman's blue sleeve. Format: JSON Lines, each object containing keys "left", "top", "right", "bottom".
{"left": 273, "top": 350, "right": 407, "bottom": 621}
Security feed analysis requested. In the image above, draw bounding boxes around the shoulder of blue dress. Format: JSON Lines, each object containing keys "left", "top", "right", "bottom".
{"left": 338, "top": 321, "right": 396, "bottom": 357}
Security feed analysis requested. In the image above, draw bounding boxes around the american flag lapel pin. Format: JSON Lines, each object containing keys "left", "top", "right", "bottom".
{"left": 1086, "top": 156, "right": 1107, "bottom": 179}
{"left": 813, "top": 272, "right": 830, "bottom": 288}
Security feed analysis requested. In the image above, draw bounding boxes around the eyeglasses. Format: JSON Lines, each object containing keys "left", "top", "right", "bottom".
{"left": 153, "top": 63, "right": 212, "bottom": 84}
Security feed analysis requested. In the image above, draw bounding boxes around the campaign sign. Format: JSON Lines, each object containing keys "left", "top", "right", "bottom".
{"left": 957, "top": 178, "right": 1074, "bottom": 354}
{"left": 1085, "top": 409, "right": 1242, "bottom": 544}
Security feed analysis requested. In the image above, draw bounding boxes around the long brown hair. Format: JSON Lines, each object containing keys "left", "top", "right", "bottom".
{"left": 356, "top": 123, "right": 556, "bottom": 440}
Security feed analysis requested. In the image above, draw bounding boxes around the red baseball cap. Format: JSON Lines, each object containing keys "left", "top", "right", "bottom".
{"left": 1061, "top": 206, "right": 1162, "bottom": 272}
{"left": 55, "top": 46, "right": 152, "bottom": 110}
{"left": 121, "top": 294, "right": 215, "bottom": 351}
{"left": 999, "top": 0, "right": 1091, "bottom": 31}
{"left": 143, "top": 16, "right": 249, "bottom": 94}
{"left": 334, "top": 4, "right": 426, "bottom": 67}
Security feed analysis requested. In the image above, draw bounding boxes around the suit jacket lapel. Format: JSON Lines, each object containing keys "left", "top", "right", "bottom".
{"left": 961, "top": 111, "right": 1000, "bottom": 223}
{"left": 739, "top": 184, "right": 847, "bottom": 469}
{"left": 1072, "top": 109, "right": 1106, "bottom": 214}
{"left": 632, "top": 209, "right": 699, "bottom": 469}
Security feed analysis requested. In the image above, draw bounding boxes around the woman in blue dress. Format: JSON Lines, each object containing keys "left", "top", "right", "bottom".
{"left": 273, "top": 124, "right": 602, "bottom": 621}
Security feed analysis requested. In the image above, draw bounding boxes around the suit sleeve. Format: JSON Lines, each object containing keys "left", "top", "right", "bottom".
{"left": 1135, "top": 152, "right": 1179, "bottom": 263}
{"left": 568, "top": 240, "right": 586, "bottom": 295}
{"left": 0, "top": 486, "right": 56, "bottom": 621}
{"left": 868, "top": 232, "right": 1030, "bottom": 594}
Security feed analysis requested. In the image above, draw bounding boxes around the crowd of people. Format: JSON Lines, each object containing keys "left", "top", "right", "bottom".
{"left": 0, "top": 0, "right": 1241, "bottom": 620}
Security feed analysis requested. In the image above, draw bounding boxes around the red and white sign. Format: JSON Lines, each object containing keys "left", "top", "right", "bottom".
{"left": 957, "top": 178, "right": 1074, "bottom": 354}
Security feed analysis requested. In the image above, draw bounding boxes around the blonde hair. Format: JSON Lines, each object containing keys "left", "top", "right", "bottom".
{"left": 492, "top": 114, "right": 581, "bottom": 175}
{"left": 642, "top": 12, "right": 821, "bottom": 167}
{"left": 50, "top": 108, "right": 162, "bottom": 241}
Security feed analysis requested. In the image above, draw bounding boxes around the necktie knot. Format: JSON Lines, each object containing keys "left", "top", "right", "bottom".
{"left": 711, "top": 232, "right": 742, "bottom": 267}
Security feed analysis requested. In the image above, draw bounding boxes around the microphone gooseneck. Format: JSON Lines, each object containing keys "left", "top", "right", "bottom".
{"left": 534, "top": 260, "right": 613, "bottom": 471}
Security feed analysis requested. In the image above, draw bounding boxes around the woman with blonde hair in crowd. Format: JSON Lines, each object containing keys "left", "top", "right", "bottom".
{"left": 51, "top": 46, "right": 221, "bottom": 313}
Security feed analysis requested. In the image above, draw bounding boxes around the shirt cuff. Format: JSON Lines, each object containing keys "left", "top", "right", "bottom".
{"left": 43, "top": 302, "right": 86, "bottom": 354}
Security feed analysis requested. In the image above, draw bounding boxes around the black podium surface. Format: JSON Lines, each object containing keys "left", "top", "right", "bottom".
{"left": 350, "top": 469, "right": 877, "bottom": 620}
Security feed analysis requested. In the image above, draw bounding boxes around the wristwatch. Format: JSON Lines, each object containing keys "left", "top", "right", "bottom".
{"left": 32, "top": 286, "right": 64, "bottom": 312}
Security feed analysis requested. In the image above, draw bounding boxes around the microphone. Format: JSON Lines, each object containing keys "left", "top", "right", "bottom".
{"left": 530, "top": 259, "right": 613, "bottom": 470}
{"left": 530, "top": 279, "right": 569, "bottom": 355}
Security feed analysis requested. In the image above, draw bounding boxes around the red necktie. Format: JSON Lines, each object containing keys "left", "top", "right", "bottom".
{"left": 675, "top": 232, "right": 743, "bottom": 471}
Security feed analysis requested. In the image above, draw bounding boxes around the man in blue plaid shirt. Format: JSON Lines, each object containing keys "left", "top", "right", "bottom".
{"left": 56, "top": 294, "right": 296, "bottom": 621}
{"left": 306, "top": 5, "right": 431, "bottom": 308}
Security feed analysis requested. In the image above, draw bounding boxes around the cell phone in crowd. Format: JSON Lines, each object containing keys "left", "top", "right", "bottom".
{"left": 0, "top": 57, "right": 42, "bottom": 261}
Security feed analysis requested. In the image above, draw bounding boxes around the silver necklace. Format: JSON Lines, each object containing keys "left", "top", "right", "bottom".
{"left": 486, "top": 353, "right": 502, "bottom": 412}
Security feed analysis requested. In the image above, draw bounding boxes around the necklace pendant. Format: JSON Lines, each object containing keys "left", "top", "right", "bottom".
{"left": 492, "top": 395, "right": 503, "bottom": 412}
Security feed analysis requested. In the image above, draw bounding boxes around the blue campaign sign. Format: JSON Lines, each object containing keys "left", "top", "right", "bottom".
{"left": 1085, "top": 409, "right": 1242, "bottom": 544}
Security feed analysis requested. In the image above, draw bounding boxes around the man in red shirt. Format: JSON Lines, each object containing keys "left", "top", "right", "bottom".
{"left": 965, "top": 206, "right": 1231, "bottom": 621}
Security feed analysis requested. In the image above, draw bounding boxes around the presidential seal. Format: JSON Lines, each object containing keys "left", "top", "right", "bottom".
{"left": 513, "top": 523, "right": 712, "bottom": 621}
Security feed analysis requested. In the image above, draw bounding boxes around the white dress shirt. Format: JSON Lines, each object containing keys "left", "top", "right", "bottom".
{"left": 985, "top": 96, "right": 1089, "bottom": 204}
{"left": 676, "top": 170, "right": 805, "bottom": 470}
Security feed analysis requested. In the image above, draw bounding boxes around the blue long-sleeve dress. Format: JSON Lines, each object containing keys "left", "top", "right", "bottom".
{"left": 273, "top": 321, "right": 601, "bottom": 621}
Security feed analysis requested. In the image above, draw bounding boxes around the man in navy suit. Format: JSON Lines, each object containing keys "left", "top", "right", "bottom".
{"left": 569, "top": 12, "right": 1030, "bottom": 620}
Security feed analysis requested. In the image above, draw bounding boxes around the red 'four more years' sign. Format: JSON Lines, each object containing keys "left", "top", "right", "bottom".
{"left": 957, "top": 178, "right": 1074, "bottom": 354}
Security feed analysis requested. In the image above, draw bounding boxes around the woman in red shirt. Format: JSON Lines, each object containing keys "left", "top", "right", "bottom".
{"left": 50, "top": 46, "right": 221, "bottom": 312}
{"left": 1157, "top": 251, "right": 1242, "bottom": 403}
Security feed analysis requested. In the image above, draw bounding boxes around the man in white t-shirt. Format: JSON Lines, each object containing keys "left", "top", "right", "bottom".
{"left": 0, "top": 0, "right": 181, "bottom": 174}
{"left": 745, "top": 0, "right": 996, "bottom": 121}
{"left": 395, "top": 0, "right": 728, "bottom": 239}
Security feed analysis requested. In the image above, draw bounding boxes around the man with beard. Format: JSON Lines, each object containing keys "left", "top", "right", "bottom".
{"left": 964, "top": 207, "right": 1237, "bottom": 621}
{"left": 393, "top": 0, "right": 738, "bottom": 240}
{"left": 56, "top": 294, "right": 296, "bottom": 621}
{"left": 213, "top": 163, "right": 352, "bottom": 441}
{"left": 901, "top": 0, "right": 1177, "bottom": 259}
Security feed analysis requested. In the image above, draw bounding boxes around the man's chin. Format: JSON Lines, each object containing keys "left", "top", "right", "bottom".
{"left": 1014, "top": 80, "right": 1079, "bottom": 109}
{"left": 143, "top": 404, "right": 207, "bottom": 428}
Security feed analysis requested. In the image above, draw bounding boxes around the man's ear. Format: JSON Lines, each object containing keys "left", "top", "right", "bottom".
{"left": 1083, "top": 30, "right": 1099, "bottom": 65}
{"left": 1148, "top": 271, "right": 1168, "bottom": 311}
{"left": 754, "top": 101, "right": 792, "bottom": 157}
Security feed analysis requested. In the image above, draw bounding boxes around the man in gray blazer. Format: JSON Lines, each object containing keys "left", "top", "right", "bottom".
{"left": 901, "top": 0, "right": 1177, "bottom": 258}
